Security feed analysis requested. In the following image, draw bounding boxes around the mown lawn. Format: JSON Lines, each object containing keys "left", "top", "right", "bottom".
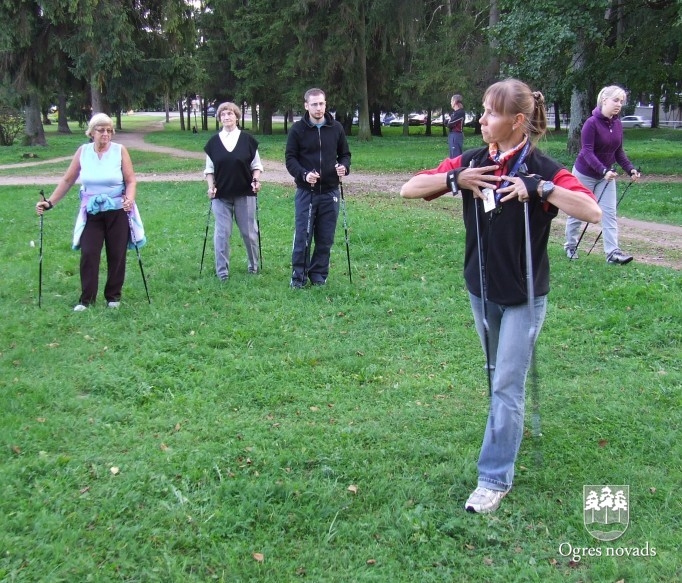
{"left": 1, "top": 179, "right": 680, "bottom": 582}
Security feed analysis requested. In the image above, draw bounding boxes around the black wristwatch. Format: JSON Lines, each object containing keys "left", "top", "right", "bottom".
{"left": 540, "top": 180, "right": 555, "bottom": 202}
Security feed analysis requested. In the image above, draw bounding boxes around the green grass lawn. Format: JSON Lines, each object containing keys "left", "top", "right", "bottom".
{"left": 1, "top": 182, "right": 680, "bottom": 581}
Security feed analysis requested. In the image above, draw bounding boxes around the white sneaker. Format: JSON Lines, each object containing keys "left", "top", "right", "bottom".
{"left": 107, "top": 301, "right": 121, "bottom": 308}
{"left": 465, "top": 486, "right": 508, "bottom": 513}
{"left": 73, "top": 304, "right": 87, "bottom": 312}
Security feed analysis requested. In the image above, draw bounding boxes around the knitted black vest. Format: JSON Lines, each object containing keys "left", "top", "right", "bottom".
{"left": 204, "top": 132, "right": 259, "bottom": 199}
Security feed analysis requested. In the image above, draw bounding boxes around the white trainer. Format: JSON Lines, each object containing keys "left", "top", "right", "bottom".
{"left": 73, "top": 304, "right": 87, "bottom": 312}
{"left": 107, "top": 301, "right": 121, "bottom": 308}
{"left": 465, "top": 487, "right": 508, "bottom": 513}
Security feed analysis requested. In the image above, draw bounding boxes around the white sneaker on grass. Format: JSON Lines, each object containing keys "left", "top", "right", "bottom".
{"left": 73, "top": 304, "right": 87, "bottom": 312}
{"left": 465, "top": 486, "right": 508, "bottom": 513}
{"left": 107, "top": 301, "right": 120, "bottom": 308}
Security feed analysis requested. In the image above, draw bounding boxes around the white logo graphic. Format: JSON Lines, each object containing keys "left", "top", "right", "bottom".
{"left": 583, "top": 485, "right": 629, "bottom": 541}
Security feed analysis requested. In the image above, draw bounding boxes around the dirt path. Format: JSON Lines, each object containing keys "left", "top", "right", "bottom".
{"left": 3, "top": 123, "right": 680, "bottom": 270}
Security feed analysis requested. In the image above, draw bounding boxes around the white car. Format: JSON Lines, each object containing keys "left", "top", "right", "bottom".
{"left": 621, "top": 115, "right": 650, "bottom": 128}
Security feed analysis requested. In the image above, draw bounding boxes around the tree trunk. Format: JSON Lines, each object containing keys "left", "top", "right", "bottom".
{"left": 23, "top": 91, "right": 47, "bottom": 146}
{"left": 356, "top": 6, "right": 372, "bottom": 142}
{"left": 567, "top": 41, "right": 590, "bottom": 155}
{"left": 57, "top": 93, "right": 71, "bottom": 134}
{"left": 554, "top": 101, "right": 561, "bottom": 132}
{"left": 91, "top": 83, "right": 104, "bottom": 115}
{"left": 487, "top": 0, "right": 500, "bottom": 83}
{"left": 178, "top": 99, "right": 185, "bottom": 131}
{"left": 568, "top": 88, "right": 589, "bottom": 155}
{"left": 260, "top": 103, "right": 273, "bottom": 135}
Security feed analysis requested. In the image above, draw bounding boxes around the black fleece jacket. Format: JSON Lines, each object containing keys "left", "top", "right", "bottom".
{"left": 285, "top": 112, "right": 351, "bottom": 192}
{"left": 459, "top": 146, "right": 562, "bottom": 305}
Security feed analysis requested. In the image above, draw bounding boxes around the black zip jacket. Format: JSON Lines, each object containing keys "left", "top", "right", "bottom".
{"left": 460, "top": 146, "right": 561, "bottom": 305}
{"left": 285, "top": 112, "right": 351, "bottom": 192}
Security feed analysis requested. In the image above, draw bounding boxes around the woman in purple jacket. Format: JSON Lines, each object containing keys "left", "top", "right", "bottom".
{"left": 564, "top": 85, "right": 641, "bottom": 264}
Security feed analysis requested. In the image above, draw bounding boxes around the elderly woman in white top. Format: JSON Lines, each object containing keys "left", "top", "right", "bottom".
{"left": 35, "top": 113, "right": 137, "bottom": 311}
{"left": 203, "top": 102, "right": 264, "bottom": 280}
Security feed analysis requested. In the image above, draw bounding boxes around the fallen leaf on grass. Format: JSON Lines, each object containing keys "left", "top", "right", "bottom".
{"left": 649, "top": 487, "right": 656, "bottom": 494}
{"left": 483, "top": 557, "right": 493, "bottom": 566}
{"left": 598, "top": 439, "right": 608, "bottom": 448}
{"left": 366, "top": 559, "right": 376, "bottom": 565}
{"left": 36, "top": 418, "right": 46, "bottom": 423}
{"left": 347, "top": 484, "right": 358, "bottom": 494}
{"left": 79, "top": 486, "right": 90, "bottom": 494}
{"left": 110, "top": 466, "right": 120, "bottom": 475}
{"left": 252, "top": 553, "right": 264, "bottom": 562}
{"left": 46, "top": 342, "right": 59, "bottom": 348}
{"left": 160, "top": 443, "right": 169, "bottom": 451}
{"left": 11, "top": 445, "right": 21, "bottom": 455}
{"left": 310, "top": 406, "right": 320, "bottom": 412}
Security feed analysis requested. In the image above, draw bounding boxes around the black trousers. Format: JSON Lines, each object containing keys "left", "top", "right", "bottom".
{"left": 291, "top": 187, "right": 340, "bottom": 285}
{"left": 79, "top": 209, "right": 128, "bottom": 305}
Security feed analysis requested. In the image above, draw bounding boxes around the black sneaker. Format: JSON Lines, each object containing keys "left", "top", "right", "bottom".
{"left": 290, "top": 280, "right": 304, "bottom": 289}
{"left": 607, "top": 249, "right": 633, "bottom": 265}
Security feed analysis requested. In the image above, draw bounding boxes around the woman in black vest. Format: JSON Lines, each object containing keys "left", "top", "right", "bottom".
{"left": 204, "top": 102, "right": 263, "bottom": 280}
{"left": 401, "top": 79, "right": 601, "bottom": 514}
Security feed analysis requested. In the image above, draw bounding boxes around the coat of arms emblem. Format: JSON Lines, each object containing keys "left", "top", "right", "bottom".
{"left": 583, "top": 485, "right": 629, "bottom": 541}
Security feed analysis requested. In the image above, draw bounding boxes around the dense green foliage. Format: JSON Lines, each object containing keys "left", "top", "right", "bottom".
{"left": 1, "top": 1, "right": 680, "bottom": 145}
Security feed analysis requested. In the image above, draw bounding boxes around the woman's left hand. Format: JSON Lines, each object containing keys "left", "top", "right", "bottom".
{"left": 630, "top": 169, "right": 641, "bottom": 182}
{"left": 251, "top": 179, "right": 261, "bottom": 194}
{"left": 497, "top": 175, "right": 532, "bottom": 203}
{"left": 122, "top": 197, "right": 135, "bottom": 212}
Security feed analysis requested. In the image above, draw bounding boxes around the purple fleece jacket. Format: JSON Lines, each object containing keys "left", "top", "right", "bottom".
{"left": 574, "top": 107, "right": 635, "bottom": 179}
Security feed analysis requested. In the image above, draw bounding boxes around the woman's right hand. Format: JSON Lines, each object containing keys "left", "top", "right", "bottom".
{"left": 456, "top": 164, "right": 501, "bottom": 200}
{"left": 35, "top": 200, "right": 52, "bottom": 215}
{"left": 207, "top": 186, "right": 216, "bottom": 199}
{"left": 605, "top": 170, "right": 618, "bottom": 181}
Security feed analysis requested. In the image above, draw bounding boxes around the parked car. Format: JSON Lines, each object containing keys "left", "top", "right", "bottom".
{"left": 382, "top": 112, "right": 397, "bottom": 126}
{"left": 408, "top": 112, "right": 426, "bottom": 126}
{"left": 432, "top": 113, "right": 450, "bottom": 126}
{"left": 621, "top": 115, "right": 650, "bottom": 128}
{"left": 389, "top": 115, "right": 405, "bottom": 127}
{"left": 207, "top": 106, "right": 216, "bottom": 117}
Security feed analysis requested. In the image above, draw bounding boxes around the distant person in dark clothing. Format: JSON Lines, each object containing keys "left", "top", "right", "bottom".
{"left": 447, "top": 94, "right": 466, "bottom": 158}
{"left": 285, "top": 88, "right": 351, "bottom": 288}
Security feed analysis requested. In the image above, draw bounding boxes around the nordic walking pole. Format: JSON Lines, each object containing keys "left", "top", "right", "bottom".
{"left": 473, "top": 191, "right": 494, "bottom": 441}
{"left": 128, "top": 213, "right": 151, "bottom": 304}
{"left": 586, "top": 171, "right": 639, "bottom": 256}
{"left": 200, "top": 199, "right": 212, "bottom": 275}
{"left": 524, "top": 201, "right": 542, "bottom": 442}
{"left": 38, "top": 190, "right": 46, "bottom": 308}
{"left": 570, "top": 171, "right": 612, "bottom": 259}
{"left": 339, "top": 180, "right": 352, "bottom": 283}
{"left": 255, "top": 196, "right": 263, "bottom": 271}
{"left": 302, "top": 193, "right": 313, "bottom": 283}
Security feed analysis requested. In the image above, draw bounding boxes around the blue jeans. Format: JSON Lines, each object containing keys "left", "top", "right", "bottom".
{"left": 469, "top": 292, "right": 547, "bottom": 491}
{"left": 565, "top": 167, "right": 619, "bottom": 257}
{"left": 291, "top": 187, "right": 340, "bottom": 285}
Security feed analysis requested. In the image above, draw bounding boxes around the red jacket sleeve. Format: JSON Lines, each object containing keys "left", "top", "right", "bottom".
{"left": 417, "top": 156, "right": 462, "bottom": 201}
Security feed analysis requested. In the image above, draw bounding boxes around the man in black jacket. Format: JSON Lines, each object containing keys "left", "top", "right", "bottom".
{"left": 285, "top": 88, "right": 351, "bottom": 288}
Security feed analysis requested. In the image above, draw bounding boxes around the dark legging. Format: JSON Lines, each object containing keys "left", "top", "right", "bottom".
{"left": 79, "top": 209, "right": 128, "bottom": 305}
